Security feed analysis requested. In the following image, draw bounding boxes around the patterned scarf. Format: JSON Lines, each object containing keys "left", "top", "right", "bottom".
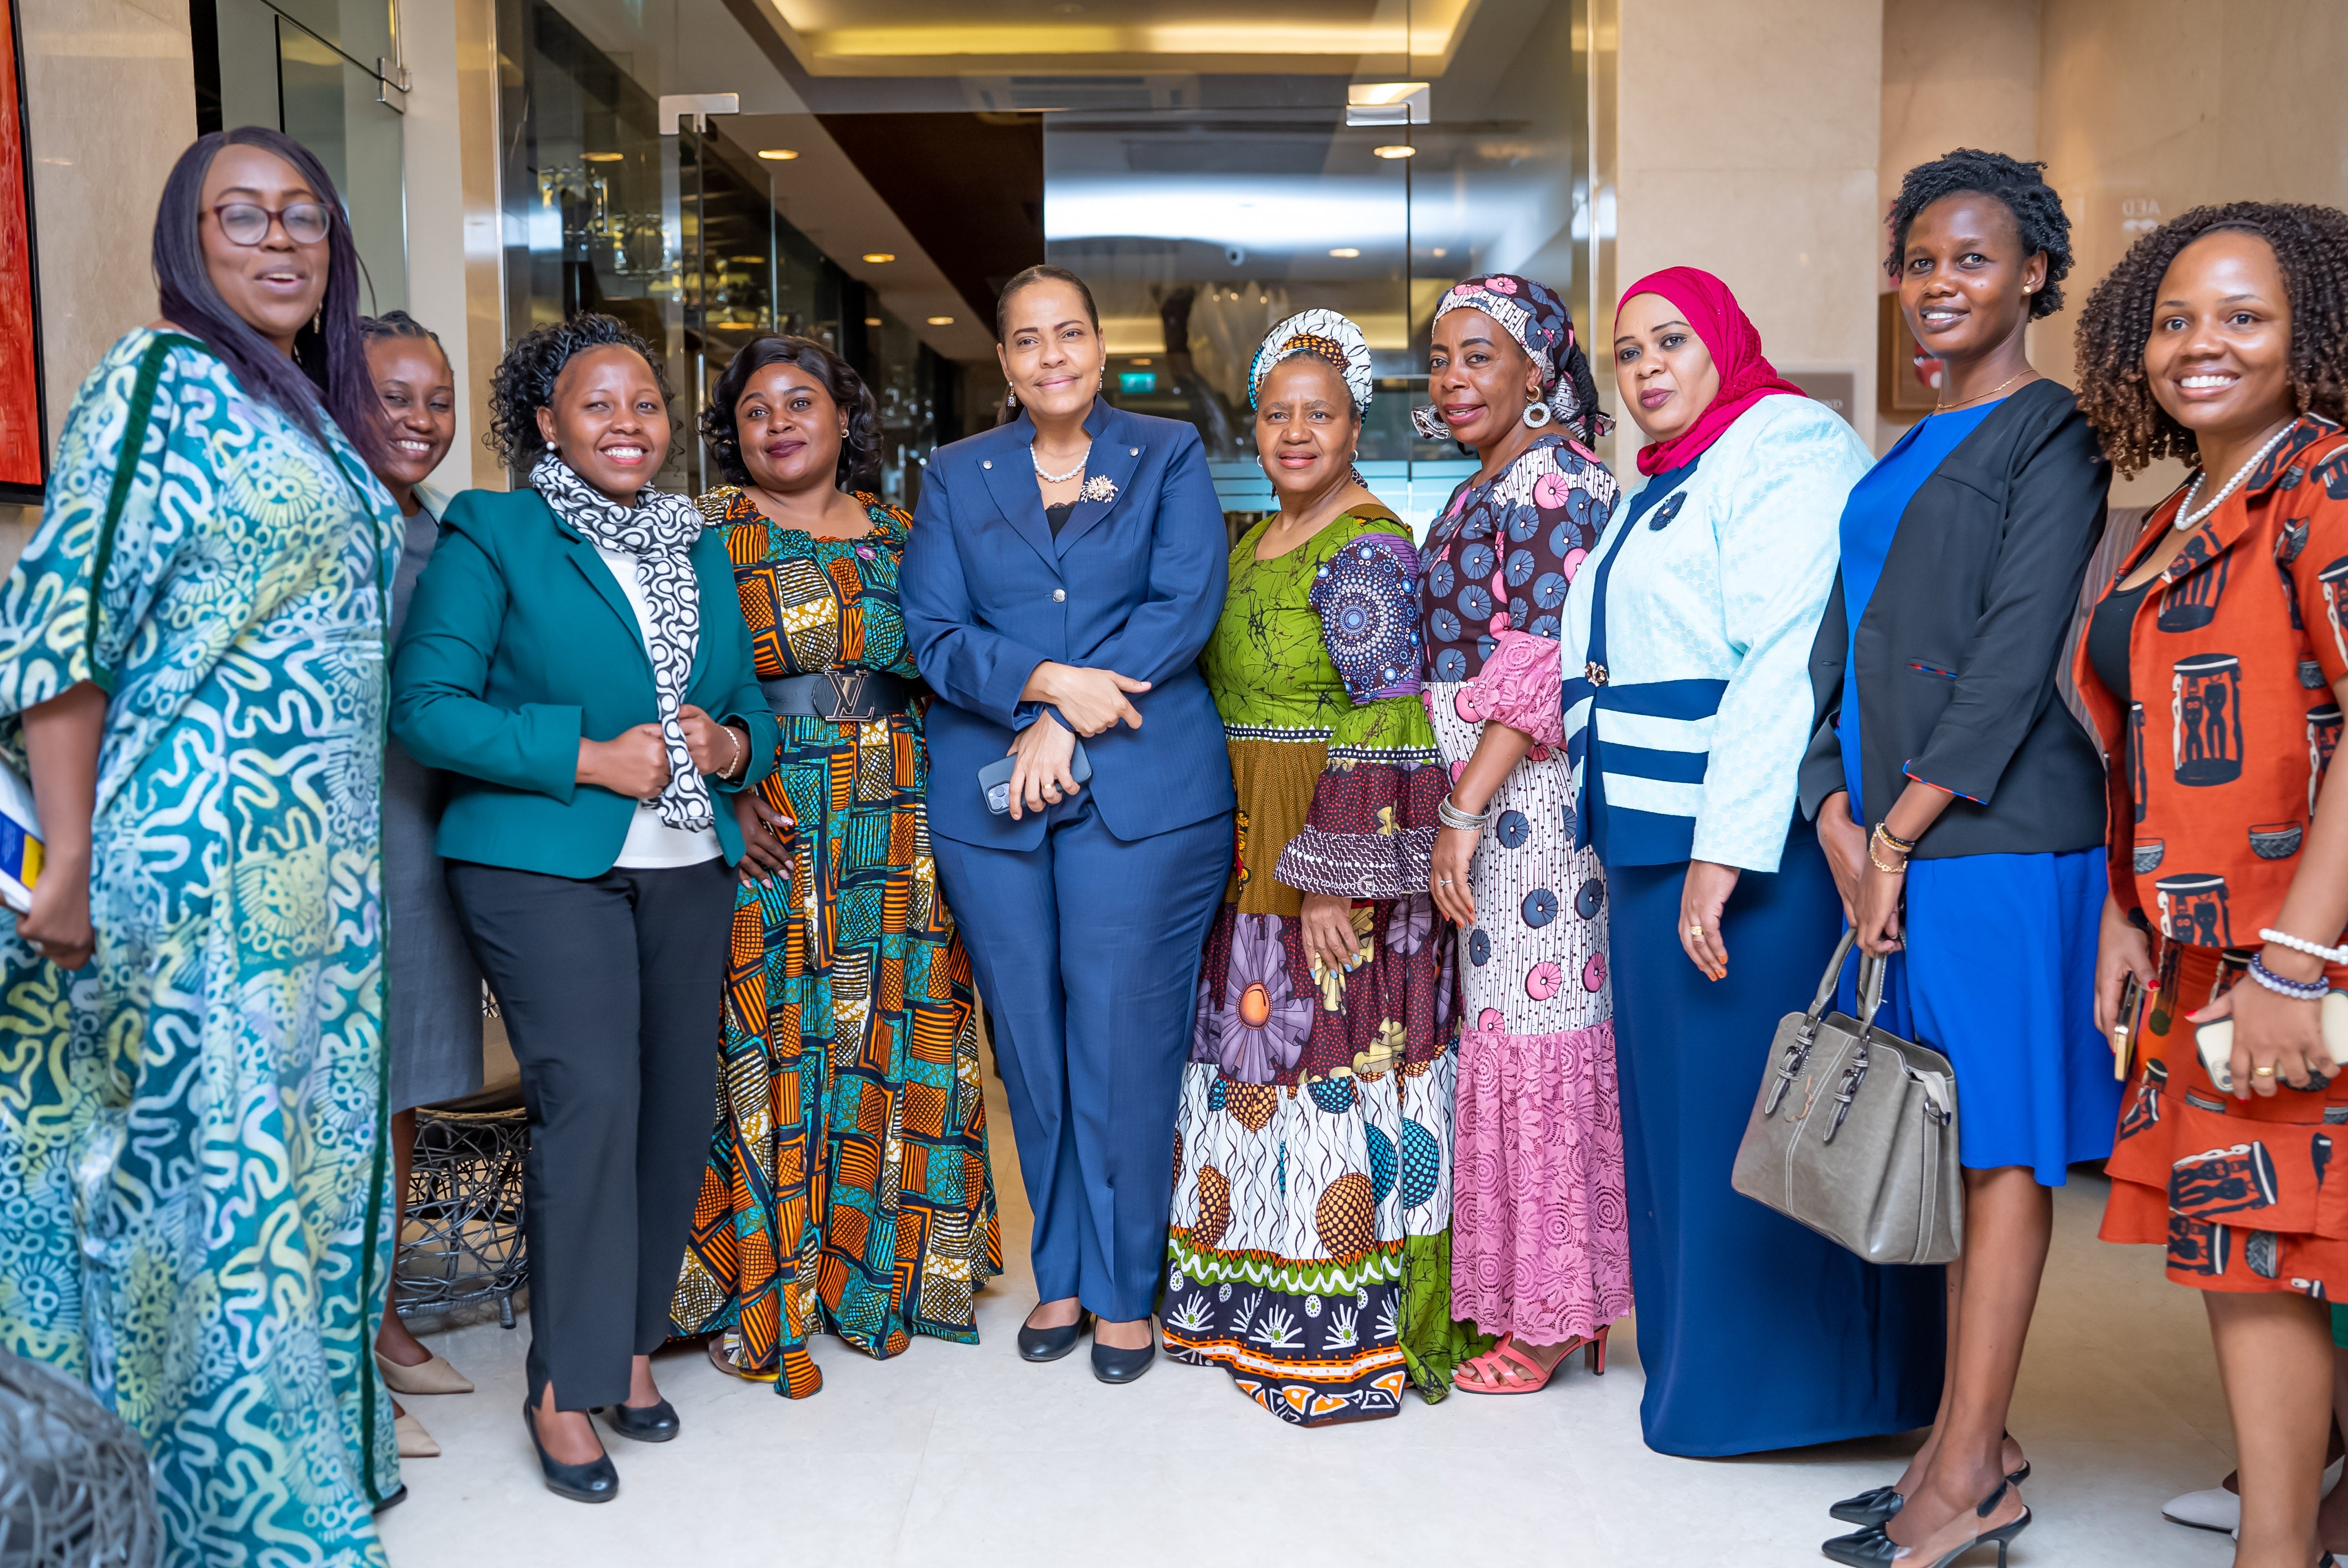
{"left": 529, "top": 453, "right": 712, "bottom": 832}
{"left": 1410, "top": 274, "right": 1612, "bottom": 443}
{"left": 1249, "top": 308, "right": 1374, "bottom": 414}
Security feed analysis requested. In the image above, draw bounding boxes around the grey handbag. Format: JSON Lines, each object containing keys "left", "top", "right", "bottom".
{"left": 1729, "top": 928, "right": 1963, "bottom": 1266}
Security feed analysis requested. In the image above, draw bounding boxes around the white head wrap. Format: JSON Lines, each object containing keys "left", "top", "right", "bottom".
{"left": 1248, "top": 309, "right": 1374, "bottom": 414}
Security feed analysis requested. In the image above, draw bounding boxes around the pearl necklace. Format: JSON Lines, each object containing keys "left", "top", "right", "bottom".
{"left": 2173, "top": 421, "right": 2297, "bottom": 532}
{"left": 1031, "top": 443, "right": 1090, "bottom": 485}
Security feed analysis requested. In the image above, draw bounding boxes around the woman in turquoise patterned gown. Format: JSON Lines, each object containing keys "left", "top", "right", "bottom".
{"left": 0, "top": 130, "right": 405, "bottom": 1564}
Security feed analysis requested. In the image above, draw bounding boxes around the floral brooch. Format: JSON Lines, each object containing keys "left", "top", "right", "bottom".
{"left": 1079, "top": 473, "right": 1119, "bottom": 503}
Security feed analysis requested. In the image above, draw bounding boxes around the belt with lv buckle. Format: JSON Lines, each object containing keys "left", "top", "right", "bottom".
{"left": 760, "top": 670, "right": 913, "bottom": 723}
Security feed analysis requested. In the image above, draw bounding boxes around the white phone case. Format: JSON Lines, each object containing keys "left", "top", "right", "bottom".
{"left": 2196, "top": 990, "right": 2348, "bottom": 1092}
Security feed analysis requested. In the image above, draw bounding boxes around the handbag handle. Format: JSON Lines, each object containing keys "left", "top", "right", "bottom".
{"left": 1825, "top": 948, "right": 1892, "bottom": 1144}
{"left": 1765, "top": 926, "right": 1862, "bottom": 1117}
{"left": 1800, "top": 926, "right": 1860, "bottom": 1025}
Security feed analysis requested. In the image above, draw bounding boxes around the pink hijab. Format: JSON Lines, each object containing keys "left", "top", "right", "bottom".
{"left": 1619, "top": 266, "right": 1809, "bottom": 477}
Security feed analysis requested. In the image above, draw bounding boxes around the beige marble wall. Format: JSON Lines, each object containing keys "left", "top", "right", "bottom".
{"left": 2037, "top": 0, "right": 2348, "bottom": 503}
{"left": 0, "top": 0, "right": 194, "bottom": 568}
{"left": 1879, "top": 0, "right": 2040, "bottom": 214}
{"left": 1875, "top": 0, "right": 2041, "bottom": 447}
{"left": 1610, "top": 0, "right": 1884, "bottom": 468}
{"left": 398, "top": 0, "right": 508, "bottom": 493}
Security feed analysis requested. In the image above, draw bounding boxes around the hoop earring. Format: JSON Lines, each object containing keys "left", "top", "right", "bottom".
{"left": 1522, "top": 401, "right": 1553, "bottom": 430}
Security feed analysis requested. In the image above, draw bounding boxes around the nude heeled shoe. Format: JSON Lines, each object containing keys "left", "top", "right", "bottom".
{"left": 376, "top": 1349, "right": 475, "bottom": 1396}
{"left": 394, "top": 1411, "right": 441, "bottom": 1458}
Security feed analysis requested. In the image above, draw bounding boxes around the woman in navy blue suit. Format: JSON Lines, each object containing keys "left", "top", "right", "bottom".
{"left": 902, "top": 265, "right": 1235, "bottom": 1384}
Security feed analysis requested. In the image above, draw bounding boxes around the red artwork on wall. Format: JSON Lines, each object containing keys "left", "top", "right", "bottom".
{"left": 0, "top": 0, "right": 43, "bottom": 501}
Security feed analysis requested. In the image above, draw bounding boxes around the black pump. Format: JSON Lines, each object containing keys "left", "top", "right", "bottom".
{"left": 1017, "top": 1308, "right": 1093, "bottom": 1363}
{"left": 524, "top": 1397, "right": 619, "bottom": 1504}
{"left": 598, "top": 1397, "right": 679, "bottom": 1442}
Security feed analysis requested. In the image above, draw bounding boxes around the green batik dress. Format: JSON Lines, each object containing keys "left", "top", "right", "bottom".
{"left": 0, "top": 330, "right": 404, "bottom": 1565}
{"left": 1162, "top": 504, "right": 1481, "bottom": 1425}
{"left": 671, "top": 488, "right": 999, "bottom": 1399}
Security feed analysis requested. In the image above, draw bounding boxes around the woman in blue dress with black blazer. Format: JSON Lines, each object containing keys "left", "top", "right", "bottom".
{"left": 901, "top": 266, "right": 1235, "bottom": 1385}
{"left": 1807, "top": 152, "right": 2117, "bottom": 1568}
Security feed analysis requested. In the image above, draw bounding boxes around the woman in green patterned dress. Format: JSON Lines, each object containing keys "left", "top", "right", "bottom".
{"left": 0, "top": 130, "right": 406, "bottom": 1562}
{"left": 1162, "top": 311, "right": 1474, "bottom": 1425}
{"left": 671, "top": 336, "right": 998, "bottom": 1398}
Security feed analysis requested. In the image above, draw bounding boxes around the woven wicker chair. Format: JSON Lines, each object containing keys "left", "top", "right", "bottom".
{"left": 0, "top": 1350, "right": 161, "bottom": 1567}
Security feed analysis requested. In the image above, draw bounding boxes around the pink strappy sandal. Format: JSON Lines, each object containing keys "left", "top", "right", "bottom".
{"left": 1454, "top": 1327, "right": 1608, "bottom": 1395}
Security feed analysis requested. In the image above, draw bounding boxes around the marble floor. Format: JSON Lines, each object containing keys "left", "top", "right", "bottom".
{"left": 379, "top": 1067, "right": 2244, "bottom": 1567}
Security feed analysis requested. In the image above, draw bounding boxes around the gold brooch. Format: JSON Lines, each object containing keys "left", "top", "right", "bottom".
{"left": 1079, "top": 473, "right": 1119, "bottom": 503}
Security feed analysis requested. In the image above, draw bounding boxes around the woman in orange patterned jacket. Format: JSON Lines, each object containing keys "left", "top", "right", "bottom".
{"left": 2074, "top": 202, "right": 2348, "bottom": 1568}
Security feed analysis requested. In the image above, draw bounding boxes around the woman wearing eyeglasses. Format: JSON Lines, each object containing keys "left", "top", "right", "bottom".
{"left": 0, "top": 129, "right": 409, "bottom": 1562}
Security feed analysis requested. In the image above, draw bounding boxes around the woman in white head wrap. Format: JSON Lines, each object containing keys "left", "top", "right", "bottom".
{"left": 1161, "top": 310, "right": 1483, "bottom": 1423}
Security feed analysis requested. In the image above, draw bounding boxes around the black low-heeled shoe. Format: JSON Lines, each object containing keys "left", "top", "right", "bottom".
{"left": 1828, "top": 1484, "right": 1906, "bottom": 1528}
{"left": 598, "top": 1397, "right": 679, "bottom": 1443}
{"left": 1829, "top": 1448, "right": 2032, "bottom": 1528}
{"left": 1091, "top": 1339, "right": 1155, "bottom": 1385}
{"left": 1824, "top": 1481, "right": 2031, "bottom": 1568}
{"left": 1018, "top": 1309, "right": 1093, "bottom": 1363}
{"left": 372, "top": 1484, "right": 408, "bottom": 1514}
{"left": 523, "top": 1399, "right": 619, "bottom": 1504}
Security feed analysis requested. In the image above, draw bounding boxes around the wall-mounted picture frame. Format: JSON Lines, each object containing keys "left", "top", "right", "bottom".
{"left": 1877, "top": 291, "right": 1940, "bottom": 421}
{"left": 0, "top": 0, "right": 44, "bottom": 503}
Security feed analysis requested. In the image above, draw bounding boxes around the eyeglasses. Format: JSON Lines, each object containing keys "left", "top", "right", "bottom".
{"left": 210, "top": 200, "right": 332, "bottom": 247}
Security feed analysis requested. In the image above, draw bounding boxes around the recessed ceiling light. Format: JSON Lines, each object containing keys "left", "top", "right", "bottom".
{"left": 861, "top": 316, "right": 881, "bottom": 326}
{"left": 1372, "top": 144, "right": 1417, "bottom": 160}
{"left": 1432, "top": 246, "right": 1448, "bottom": 257}
{"left": 926, "top": 316, "right": 954, "bottom": 326}
{"left": 756, "top": 148, "right": 799, "bottom": 161}
{"left": 1131, "top": 357, "right": 1151, "bottom": 366}
{"left": 582, "top": 152, "right": 623, "bottom": 163}
{"left": 862, "top": 252, "right": 896, "bottom": 264}
{"left": 1329, "top": 247, "right": 1361, "bottom": 258}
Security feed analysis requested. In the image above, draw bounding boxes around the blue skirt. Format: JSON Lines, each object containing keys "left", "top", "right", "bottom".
{"left": 1608, "top": 826, "right": 1945, "bottom": 1457}
{"left": 1837, "top": 848, "right": 2119, "bottom": 1187}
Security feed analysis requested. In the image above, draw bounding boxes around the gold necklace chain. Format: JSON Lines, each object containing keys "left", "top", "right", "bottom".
{"left": 1933, "top": 369, "right": 2027, "bottom": 414}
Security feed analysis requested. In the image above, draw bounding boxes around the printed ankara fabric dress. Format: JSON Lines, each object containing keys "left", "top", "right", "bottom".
{"left": 2081, "top": 417, "right": 2348, "bottom": 1296}
{"left": 671, "top": 489, "right": 998, "bottom": 1397}
{"left": 1164, "top": 507, "right": 1474, "bottom": 1425}
{"left": 1419, "top": 432, "right": 1633, "bottom": 1348}
{"left": 0, "top": 330, "right": 404, "bottom": 1566}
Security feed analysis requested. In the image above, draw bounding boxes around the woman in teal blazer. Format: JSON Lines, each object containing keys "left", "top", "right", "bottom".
{"left": 392, "top": 315, "right": 774, "bottom": 1503}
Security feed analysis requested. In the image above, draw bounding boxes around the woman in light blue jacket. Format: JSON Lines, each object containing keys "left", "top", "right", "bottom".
{"left": 1561, "top": 266, "right": 1945, "bottom": 1456}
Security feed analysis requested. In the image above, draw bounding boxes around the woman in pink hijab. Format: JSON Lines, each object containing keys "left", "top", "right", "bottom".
{"left": 1558, "top": 267, "right": 1946, "bottom": 1456}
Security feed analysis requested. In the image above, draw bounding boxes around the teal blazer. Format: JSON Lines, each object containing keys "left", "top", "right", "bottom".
{"left": 390, "top": 486, "right": 777, "bottom": 878}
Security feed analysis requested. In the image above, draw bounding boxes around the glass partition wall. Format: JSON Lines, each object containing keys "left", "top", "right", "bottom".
{"left": 495, "top": 0, "right": 950, "bottom": 501}
{"left": 480, "top": 0, "right": 1598, "bottom": 517}
{"left": 1037, "top": 0, "right": 1598, "bottom": 534}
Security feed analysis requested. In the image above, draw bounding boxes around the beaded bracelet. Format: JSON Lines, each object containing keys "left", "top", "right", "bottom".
{"left": 2248, "top": 952, "right": 2332, "bottom": 1002}
{"left": 2260, "top": 927, "right": 2348, "bottom": 967}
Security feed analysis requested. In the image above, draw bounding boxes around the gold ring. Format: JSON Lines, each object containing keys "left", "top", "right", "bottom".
{"left": 1688, "top": 922, "right": 1705, "bottom": 938}
{"left": 2253, "top": 1065, "right": 2278, "bottom": 1077}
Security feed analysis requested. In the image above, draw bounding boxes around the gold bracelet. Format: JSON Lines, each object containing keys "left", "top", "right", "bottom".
{"left": 1867, "top": 824, "right": 1909, "bottom": 875}
{"left": 1875, "top": 822, "right": 1920, "bottom": 854}
{"left": 722, "top": 724, "right": 745, "bottom": 780}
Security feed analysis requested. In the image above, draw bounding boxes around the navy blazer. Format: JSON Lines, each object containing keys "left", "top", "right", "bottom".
{"left": 902, "top": 399, "right": 1235, "bottom": 849}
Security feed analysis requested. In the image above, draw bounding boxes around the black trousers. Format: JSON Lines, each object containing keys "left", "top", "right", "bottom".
{"left": 446, "top": 857, "right": 734, "bottom": 1410}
